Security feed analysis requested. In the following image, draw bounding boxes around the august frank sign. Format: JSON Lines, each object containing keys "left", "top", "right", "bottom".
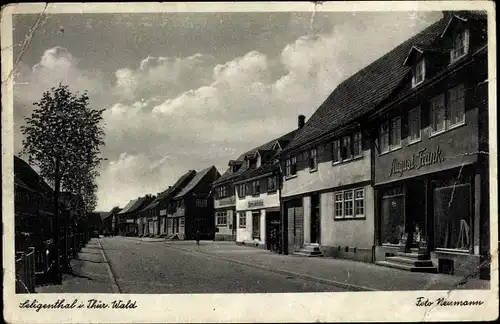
{"left": 389, "top": 146, "right": 445, "bottom": 177}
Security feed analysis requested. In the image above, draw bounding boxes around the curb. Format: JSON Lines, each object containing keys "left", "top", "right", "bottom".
{"left": 163, "top": 244, "right": 375, "bottom": 292}
{"left": 97, "top": 239, "right": 121, "bottom": 293}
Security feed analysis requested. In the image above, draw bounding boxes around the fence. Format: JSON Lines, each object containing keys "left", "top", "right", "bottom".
{"left": 15, "top": 248, "right": 35, "bottom": 293}
{"left": 15, "top": 228, "right": 91, "bottom": 292}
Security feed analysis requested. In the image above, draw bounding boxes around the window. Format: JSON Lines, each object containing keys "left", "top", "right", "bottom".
{"left": 216, "top": 211, "right": 227, "bottom": 226}
{"left": 379, "top": 122, "right": 390, "bottom": 153}
{"left": 354, "top": 189, "right": 364, "bottom": 216}
{"left": 430, "top": 93, "right": 446, "bottom": 134}
{"left": 342, "top": 136, "right": 352, "bottom": 161}
{"left": 334, "top": 188, "right": 365, "bottom": 219}
{"left": 412, "top": 59, "right": 425, "bottom": 87}
{"left": 332, "top": 139, "right": 341, "bottom": 164}
{"left": 408, "top": 106, "right": 421, "bottom": 143}
{"left": 267, "top": 176, "right": 277, "bottom": 192}
{"left": 448, "top": 84, "right": 465, "bottom": 127}
{"left": 238, "top": 183, "right": 246, "bottom": 197}
{"left": 379, "top": 117, "right": 400, "bottom": 154}
{"left": 334, "top": 193, "right": 343, "bottom": 218}
{"left": 450, "top": 30, "right": 469, "bottom": 63}
{"left": 238, "top": 212, "right": 246, "bottom": 228}
{"left": 390, "top": 117, "right": 401, "bottom": 149}
{"left": 196, "top": 199, "right": 207, "bottom": 207}
{"left": 353, "top": 132, "right": 362, "bottom": 157}
{"left": 252, "top": 180, "right": 260, "bottom": 196}
{"left": 285, "top": 156, "right": 297, "bottom": 177}
{"left": 344, "top": 190, "right": 354, "bottom": 217}
{"left": 309, "top": 148, "right": 318, "bottom": 170}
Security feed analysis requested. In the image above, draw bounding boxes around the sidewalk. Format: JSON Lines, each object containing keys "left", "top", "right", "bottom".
{"left": 124, "top": 237, "right": 490, "bottom": 292}
{"left": 36, "top": 238, "right": 118, "bottom": 293}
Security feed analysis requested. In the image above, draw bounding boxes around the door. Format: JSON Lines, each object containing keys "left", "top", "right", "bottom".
{"left": 232, "top": 211, "right": 237, "bottom": 239}
{"left": 310, "top": 194, "right": 321, "bottom": 244}
{"left": 293, "top": 206, "right": 304, "bottom": 250}
{"left": 381, "top": 194, "right": 405, "bottom": 245}
{"left": 252, "top": 212, "right": 260, "bottom": 240}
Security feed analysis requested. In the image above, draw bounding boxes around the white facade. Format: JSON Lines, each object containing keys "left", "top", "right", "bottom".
{"left": 282, "top": 143, "right": 375, "bottom": 261}
{"left": 235, "top": 182, "right": 280, "bottom": 247}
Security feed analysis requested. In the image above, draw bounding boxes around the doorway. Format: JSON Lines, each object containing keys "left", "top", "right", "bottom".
{"left": 232, "top": 211, "right": 237, "bottom": 240}
{"left": 310, "top": 194, "right": 321, "bottom": 244}
{"left": 266, "top": 211, "right": 281, "bottom": 252}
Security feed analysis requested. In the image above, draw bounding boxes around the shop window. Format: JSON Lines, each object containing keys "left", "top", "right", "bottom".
{"left": 216, "top": 211, "right": 227, "bottom": 226}
{"left": 450, "top": 29, "right": 469, "bottom": 63}
{"left": 196, "top": 199, "right": 207, "bottom": 208}
{"left": 239, "top": 212, "right": 246, "bottom": 228}
{"left": 381, "top": 188, "right": 405, "bottom": 245}
{"left": 434, "top": 184, "right": 471, "bottom": 251}
{"left": 252, "top": 212, "right": 260, "bottom": 239}
{"left": 309, "top": 148, "right": 318, "bottom": 170}
{"left": 408, "top": 106, "right": 421, "bottom": 144}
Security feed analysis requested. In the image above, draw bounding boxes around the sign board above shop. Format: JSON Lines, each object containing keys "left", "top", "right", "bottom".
{"left": 374, "top": 135, "right": 478, "bottom": 185}
{"left": 248, "top": 200, "right": 264, "bottom": 208}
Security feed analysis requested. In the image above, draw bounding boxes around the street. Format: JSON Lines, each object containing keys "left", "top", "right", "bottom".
{"left": 100, "top": 237, "right": 347, "bottom": 293}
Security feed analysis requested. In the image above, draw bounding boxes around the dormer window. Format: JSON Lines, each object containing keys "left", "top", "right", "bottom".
{"left": 450, "top": 29, "right": 469, "bottom": 63}
{"left": 412, "top": 58, "right": 425, "bottom": 87}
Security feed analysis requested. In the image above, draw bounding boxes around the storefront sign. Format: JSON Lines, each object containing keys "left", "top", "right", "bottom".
{"left": 218, "top": 197, "right": 236, "bottom": 206}
{"left": 248, "top": 200, "right": 264, "bottom": 208}
{"left": 389, "top": 146, "right": 445, "bottom": 177}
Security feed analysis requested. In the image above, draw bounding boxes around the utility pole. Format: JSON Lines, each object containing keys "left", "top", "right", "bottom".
{"left": 51, "top": 156, "right": 62, "bottom": 284}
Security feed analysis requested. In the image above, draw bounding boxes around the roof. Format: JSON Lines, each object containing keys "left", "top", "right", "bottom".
{"left": 96, "top": 211, "right": 112, "bottom": 221}
{"left": 126, "top": 196, "right": 154, "bottom": 213}
{"left": 13, "top": 156, "right": 53, "bottom": 193}
{"left": 281, "top": 18, "right": 448, "bottom": 154}
{"left": 117, "top": 199, "right": 139, "bottom": 214}
{"left": 174, "top": 166, "right": 218, "bottom": 199}
{"left": 234, "top": 161, "right": 278, "bottom": 184}
{"left": 141, "top": 170, "right": 197, "bottom": 211}
{"left": 213, "top": 129, "right": 297, "bottom": 186}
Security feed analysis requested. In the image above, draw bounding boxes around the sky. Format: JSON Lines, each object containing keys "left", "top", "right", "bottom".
{"left": 12, "top": 9, "right": 443, "bottom": 211}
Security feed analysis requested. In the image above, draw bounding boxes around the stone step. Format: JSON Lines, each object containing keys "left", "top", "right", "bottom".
{"left": 293, "top": 251, "right": 324, "bottom": 257}
{"left": 395, "top": 251, "right": 429, "bottom": 260}
{"left": 386, "top": 256, "right": 434, "bottom": 267}
{"left": 376, "top": 261, "right": 438, "bottom": 273}
{"left": 301, "top": 245, "right": 321, "bottom": 252}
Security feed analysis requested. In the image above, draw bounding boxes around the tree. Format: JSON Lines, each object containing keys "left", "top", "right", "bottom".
{"left": 21, "top": 83, "right": 105, "bottom": 282}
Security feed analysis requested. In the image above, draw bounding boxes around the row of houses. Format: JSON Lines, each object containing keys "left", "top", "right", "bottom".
{"left": 211, "top": 11, "right": 490, "bottom": 279}
{"left": 103, "top": 166, "right": 221, "bottom": 240}
{"left": 102, "top": 11, "right": 489, "bottom": 279}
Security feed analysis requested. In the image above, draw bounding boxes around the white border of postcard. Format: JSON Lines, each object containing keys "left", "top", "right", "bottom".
{"left": 2, "top": 1, "right": 498, "bottom": 323}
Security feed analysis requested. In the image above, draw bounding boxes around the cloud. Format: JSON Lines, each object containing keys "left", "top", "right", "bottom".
{"left": 14, "top": 12, "right": 441, "bottom": 210}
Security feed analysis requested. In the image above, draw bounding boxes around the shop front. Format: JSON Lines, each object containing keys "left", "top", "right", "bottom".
{"left": 236, "top": 194, "right": 281, "bottom": 251}
{"left": 374, "top": 136, "right": 486, "bottom": 277}
{"left": 214, "top": 196, "right": 236, "bottom": 241}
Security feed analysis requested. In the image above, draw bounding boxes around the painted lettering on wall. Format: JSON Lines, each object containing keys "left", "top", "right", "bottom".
{"left": 389, "top": 146, "right": 445, "bottom": 177}
{"left": 248, "top": 200, "right": 264, "bottom": 208}
{"left": 218, "top": 197, "right": 236, "bottom": 206}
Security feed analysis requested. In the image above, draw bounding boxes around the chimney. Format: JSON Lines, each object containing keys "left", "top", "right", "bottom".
{"left": 298, "top": 115, "right": 306, "bottom": 129}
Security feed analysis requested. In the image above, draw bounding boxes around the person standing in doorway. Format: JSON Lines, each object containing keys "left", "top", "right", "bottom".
{"left": 195, "top": 230, "right": 201, "bottom": 245}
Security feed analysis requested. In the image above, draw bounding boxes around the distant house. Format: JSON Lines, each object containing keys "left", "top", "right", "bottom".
{"left": 117, "top": 195, "right": 155, "bottom": 236}
{"left": 104, "top": 206, "right": 122, "bottom": 235}
{"left": 168, "top": 166, "right": 220, "bottom": 240}
{"left": 138, "top": 170, "right": 197, "bottom": 237}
